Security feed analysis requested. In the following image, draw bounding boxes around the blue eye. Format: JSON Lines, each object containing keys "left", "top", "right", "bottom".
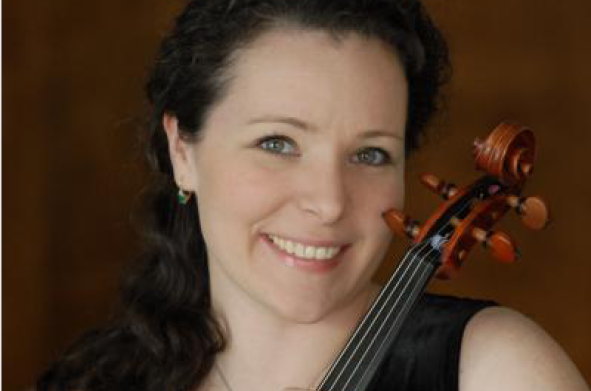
{"left": 352, "top": 147, "right": 392, "bottom": 166}
{"left": 258, "top": 135, "right": 297, "bottom": 155}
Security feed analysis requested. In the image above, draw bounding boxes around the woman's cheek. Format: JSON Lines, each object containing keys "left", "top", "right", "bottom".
{"left": 220, "top": 162, "right": 292, "bottom": 216}
{"left": 357, "top": 173, "right": 404, "bottom": 212}
{"left": 362, "top": 175, "right": 404, "bottom": 239}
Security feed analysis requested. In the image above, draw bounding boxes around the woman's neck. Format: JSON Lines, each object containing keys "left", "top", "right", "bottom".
{"left": 209, "top": 281, "right": 381, "bottom": 391}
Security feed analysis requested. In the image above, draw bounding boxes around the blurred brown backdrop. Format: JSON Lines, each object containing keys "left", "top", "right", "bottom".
{"left": 3, "top": 1, "right": 590, "bottom": 390}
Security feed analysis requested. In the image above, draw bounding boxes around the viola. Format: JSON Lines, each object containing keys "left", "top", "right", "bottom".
{"left": 316, "top": 122, "right": 550, "bottom": 391}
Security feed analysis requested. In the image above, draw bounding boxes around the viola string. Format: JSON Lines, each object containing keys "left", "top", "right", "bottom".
{"left": 331, "top": 200, "right": 475, "bottom": 390}
{"left": 318, "top": 243, "right": 418, "bottom": 385}
{"left": 318, "top": 242, "right": 419, "bottom": 382}
{"left": 319, "top": 241, "right": 432, "bottom": 390}
{"left": 335, "top": 243, "right": 435, "bottom": 391}
{"left": 351, "top": 258, "right": 435, "bottom": 390}
{"left": 320, "top": 197, "right": 475, "bottom": 391}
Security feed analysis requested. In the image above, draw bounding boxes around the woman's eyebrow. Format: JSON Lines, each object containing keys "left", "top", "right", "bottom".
{"left": 359, "top": 129, "right": 404, "bottom": 142}
{"left": 246, "top": 115, "right": 404, "bottom": 141}
{"left": 246, "top": 115, "right": 314, "bottom": 131}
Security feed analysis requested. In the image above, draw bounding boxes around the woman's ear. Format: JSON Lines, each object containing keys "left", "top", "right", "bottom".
{"left": 162, "top": 113, "right": 198, "bottom": 193}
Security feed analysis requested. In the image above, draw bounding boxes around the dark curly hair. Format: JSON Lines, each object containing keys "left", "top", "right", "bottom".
{"left": 36, "top": 1, "right": 449, "bottom": 390}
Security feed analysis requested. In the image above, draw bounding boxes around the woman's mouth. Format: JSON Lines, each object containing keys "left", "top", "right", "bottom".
{"left": 261, "top": 233, "right": 348, "bottom": 273}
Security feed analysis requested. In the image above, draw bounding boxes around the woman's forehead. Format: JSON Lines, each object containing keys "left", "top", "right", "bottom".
{"left": 211, "top": 28, "right": 408, "bottom": 132}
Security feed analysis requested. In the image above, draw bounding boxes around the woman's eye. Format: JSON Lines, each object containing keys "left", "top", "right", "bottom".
{"left": 352, "top": 147, "right": 392, "bottom": 166}
{"left": 257, "top": 135, "right": 297, "bottom": 155}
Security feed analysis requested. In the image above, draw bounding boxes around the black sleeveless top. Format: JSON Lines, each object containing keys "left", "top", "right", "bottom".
{"left": 368, "top": 294, "right": 496, "bottom": 391}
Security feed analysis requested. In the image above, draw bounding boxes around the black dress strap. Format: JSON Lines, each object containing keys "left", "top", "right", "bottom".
{"left": 368, "top": 294, "right": 497, "bottom": 391}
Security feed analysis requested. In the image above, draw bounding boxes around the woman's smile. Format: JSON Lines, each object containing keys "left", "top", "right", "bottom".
{"left": 261, "top": 233, "right": 352, "bottom": 273}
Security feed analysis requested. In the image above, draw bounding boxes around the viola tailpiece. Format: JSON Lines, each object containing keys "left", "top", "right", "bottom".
{"left": 317, "top": 122, "right": 550, "bottom": 391}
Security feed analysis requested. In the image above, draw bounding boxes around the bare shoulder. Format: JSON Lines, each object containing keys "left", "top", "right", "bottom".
{"left": 459, "top": 306, "right": 589, "bottom": 391}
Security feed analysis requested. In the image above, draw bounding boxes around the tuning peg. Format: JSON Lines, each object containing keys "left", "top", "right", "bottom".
{"left": 471, "top": 227, "right": 519, "bottom": 263}
{"left": 506, "top": 195, "right": 550, "bottom": 230}
{"left": 420, "top": 173, "right": 458, "bottom": 199}
{"left": 382, "top": 209, "right": 421, "bottom": 239}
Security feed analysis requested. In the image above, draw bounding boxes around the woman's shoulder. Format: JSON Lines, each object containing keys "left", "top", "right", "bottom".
{"left": 370, "top": 294, "right": 495, "bottom": 390}
{"left": 460, "top": 306, "right": 589, "bottom": 391}
{"left": 410, "top": 293, "right": 497, "bottom": 331}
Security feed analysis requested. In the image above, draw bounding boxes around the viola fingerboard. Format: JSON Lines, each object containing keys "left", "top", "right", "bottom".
{"left": 317, "top": 241, "right": 441, "bottom": 391}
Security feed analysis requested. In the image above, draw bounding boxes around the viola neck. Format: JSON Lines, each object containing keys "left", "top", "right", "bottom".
{"left": 317, "top": 242, "right": 441, "bottom": 391}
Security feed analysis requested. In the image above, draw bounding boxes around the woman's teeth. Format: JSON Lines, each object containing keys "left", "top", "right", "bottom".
{"left": 267, "top": 234, "right": 342, "bottom": 261}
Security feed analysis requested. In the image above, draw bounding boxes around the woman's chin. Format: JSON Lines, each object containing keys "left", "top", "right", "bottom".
{"left": 261, "top": 296, "right": 336, "bottom": 325}
{"left": 260, "top": 287, "right": 366, "bottom": 326}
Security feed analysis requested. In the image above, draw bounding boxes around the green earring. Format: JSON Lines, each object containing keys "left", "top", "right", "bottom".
{"left": 177, "top": 189, "right": 192, "bottom": 205}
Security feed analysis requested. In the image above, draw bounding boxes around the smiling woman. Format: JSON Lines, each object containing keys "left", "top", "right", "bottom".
{"left": 35, "top": 1, "right": 589, "bottom": 391}
{"left": 164, "top": 30, "right": 406, "bottom": 327}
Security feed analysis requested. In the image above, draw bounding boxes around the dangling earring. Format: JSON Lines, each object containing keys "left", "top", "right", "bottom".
{"left": 177, "top": 188, "right": 192, "bottom": 205}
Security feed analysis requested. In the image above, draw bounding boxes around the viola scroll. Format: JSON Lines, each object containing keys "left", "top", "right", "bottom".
{"left": 383, "top": 122, "right": 550, "bottom": 279}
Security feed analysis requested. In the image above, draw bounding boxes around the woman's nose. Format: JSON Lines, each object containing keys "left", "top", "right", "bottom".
{"left": 295, "top": 163, "right": 349, "bottom": 225}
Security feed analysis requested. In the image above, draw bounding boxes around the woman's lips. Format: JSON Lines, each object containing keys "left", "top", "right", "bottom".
{"left": 261, "top": 234, "right": 348, "bottom": 273}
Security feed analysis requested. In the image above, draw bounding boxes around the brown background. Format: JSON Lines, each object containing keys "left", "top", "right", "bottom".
{"left": 3, "top": 1, "right": 590, "bottom": 390}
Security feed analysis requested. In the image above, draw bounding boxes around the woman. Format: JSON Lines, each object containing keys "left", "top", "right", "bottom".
{"left": 37, "top": 0, "right": 588, "bottom": 390}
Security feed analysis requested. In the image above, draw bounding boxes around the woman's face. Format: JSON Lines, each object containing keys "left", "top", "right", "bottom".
{"left": 167, "top": 29, "right": 408, "bottom": 323}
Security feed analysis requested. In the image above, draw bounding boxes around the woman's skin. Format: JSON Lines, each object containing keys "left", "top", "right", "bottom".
{"left": 164, "top": 28, "right": 589, "bottom": 391}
